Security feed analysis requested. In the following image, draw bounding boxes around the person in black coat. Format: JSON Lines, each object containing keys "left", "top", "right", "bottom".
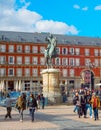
{"left": 27, "top": 93, "right": 38, "bottom": 122}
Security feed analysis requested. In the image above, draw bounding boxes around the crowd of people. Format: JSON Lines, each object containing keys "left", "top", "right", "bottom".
{"left": 72, "top": 88, "right": 101, "bottom": 121}
{"left": 4, "top": 93, "right": 45, "bottom": 122}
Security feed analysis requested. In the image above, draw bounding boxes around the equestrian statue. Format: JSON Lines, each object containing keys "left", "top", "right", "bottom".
{"left": 44, "top": 34, "right": 58, "bottom": 68}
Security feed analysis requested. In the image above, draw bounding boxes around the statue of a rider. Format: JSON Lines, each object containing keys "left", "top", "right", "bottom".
{"left": 44, "top": 34, "right": 57, "bottom": 67}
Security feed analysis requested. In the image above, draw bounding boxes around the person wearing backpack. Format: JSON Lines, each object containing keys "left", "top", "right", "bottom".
{"left": 16, "top": 95, "right": 26, "bottom": 122}
{"left": 91, "top": 93, "right": 98, "bottom": 120}
{"left": 73, "top": 92, "right": 79, "bottom": 113}
{"left": 84, "top": 90, "right": 92, "bottom": 118}
{"left": 27, "top": 93, "right": 38, "bottom": 122}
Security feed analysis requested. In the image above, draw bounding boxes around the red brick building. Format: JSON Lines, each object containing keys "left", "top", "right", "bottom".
{"left": 0, "top": 31, "right": 101, "bottom": 93}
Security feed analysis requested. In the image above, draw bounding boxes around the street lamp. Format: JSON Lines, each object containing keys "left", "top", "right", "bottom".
{"left": 86, "top": 62, "right": 95, "bottom": 91}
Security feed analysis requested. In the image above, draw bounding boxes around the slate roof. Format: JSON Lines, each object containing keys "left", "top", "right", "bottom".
{"left": 0, "top": 30, "right": 101, "bottom": 46}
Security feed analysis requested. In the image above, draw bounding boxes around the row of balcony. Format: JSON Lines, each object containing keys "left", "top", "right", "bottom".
{"left": 1, "top": 49, "right": 101, "bottom": 56}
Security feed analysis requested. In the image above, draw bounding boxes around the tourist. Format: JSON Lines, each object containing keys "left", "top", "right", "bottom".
{"left": 27, "top": 93, "right": 38, "bottom": 122}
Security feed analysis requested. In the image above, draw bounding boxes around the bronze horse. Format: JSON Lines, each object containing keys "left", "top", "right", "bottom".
{"left": 44, "top": 34, "right": 57, "bottom": 67}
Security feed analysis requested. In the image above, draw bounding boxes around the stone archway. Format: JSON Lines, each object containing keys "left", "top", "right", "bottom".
{"left": 81, "top": 69, "right": 94, "bottom": 90}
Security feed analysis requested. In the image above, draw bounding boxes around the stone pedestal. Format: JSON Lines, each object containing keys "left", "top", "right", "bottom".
{"left": 41, "top": 68, "right": 61, "bottom": 104}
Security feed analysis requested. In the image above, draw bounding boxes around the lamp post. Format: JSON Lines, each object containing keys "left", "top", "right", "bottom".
{"left": 86, "top": 62, "right": 95, "bottom": 91}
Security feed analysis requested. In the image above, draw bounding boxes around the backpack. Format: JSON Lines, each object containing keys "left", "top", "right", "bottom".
{"left": 73, "top": 97, "right": 76, "bottom": 105}
{"left": 93, "top": 97, "right": 97, "bottom": 108}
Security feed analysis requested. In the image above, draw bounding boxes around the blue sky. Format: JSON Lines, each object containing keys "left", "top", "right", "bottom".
{"left": 0, "top": 0, "right": 101, "bottom": 37}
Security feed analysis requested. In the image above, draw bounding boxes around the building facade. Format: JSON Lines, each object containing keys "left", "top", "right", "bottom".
{"left": 0, "top": 31, "right": 101, "bottom": 93}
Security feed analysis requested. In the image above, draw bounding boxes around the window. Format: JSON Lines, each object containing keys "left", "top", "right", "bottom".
{"left": 32, "top": 46, "right": 38, "bottom": 53}
{"left": 85, "top": 49, "right": 90, "bottom": 56}
{"left": 100, "top": 59, "right": 101, "bottom": 66}
{"left": 75, "top": 58, "right": 80, "bottom": 66}
{"left": 85, "top": 59, "right": 90, "bottom": 66}
{"left": 0, "top": 45, "right": 6, "bottom": 52}
{"left": 16, "top": 68, "right": 22, "bottom": 76}
{"left": 40, "top": 57, "right": 45, "bottom": 65}
{"left": 100, "top": 50, "right": 101, "bottom": 56}
{"left": 63, "top": 69, "right": 67, "bottom": 77}
{"left": 17, "top": 45, "right": 22, "bottom": 52}
{"left": 100, "top": 69, "right": 101, "bottom": 77}
{"left": 25, "top": 45, "right": 30, "bottom": 53}
{"left": 62, "top": 58, "right": 68, "bottom": 66}
{"left": 62, "top": 48, "right": 67, "bottom": 55}
{"left": 56, "top": 47, "right": 60, "bottom": 54}
{"left": 25, "top": 56, "right": 30, "bottom": 64}
{"left": 25, "top": 68, "right": 30, "bottom": 76}
{"left": 8, "top": 68, "right": 14, "bottom": 76}
{"left": 69, "top": 48, "right": 74, "bottom": 55}
{"left": 0, "top": 56, "right": 6, "bottom": 64}
{"left": 8, "top": 56, "right": 14, "bottom": 64}
{"left": 70, "top": 69, "right": 74, "bottom": 77}
{"left": 16, "top": 56, "right": 22, "bottom": 64}
{"left": 32, "top": 68, "right": 38, "bottom": 76}
{"left": 40, "top": 46, "right": 45, "bottom": 53}
{"left": 94, "top": 59, "right": 99, "bottom": 66}
{"left": 32, "top": 57, "right": 38, "bottom": 65}
{"left": 94, "top": 49, "right": 98, "bottom": 56}
{"left": 9, "top": 45, "right": 14, "bottom": 52}
{"left": 75, "top": 48, "right": 80, "bottom": 55}
{"left": 0, "top": 68, "right": 6, "bottom": 76}
{"left": 55, "top": 58, "right": 60, "bottom": 65}
{"left": 69, "top": 58, "right": 74, "bottom": 66}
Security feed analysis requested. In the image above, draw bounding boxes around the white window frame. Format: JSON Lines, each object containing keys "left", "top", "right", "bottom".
{"left": 62, "top": 48, "right": 67, "bottom": 55}
{"left": 55, "top": 58, "right": 60, "bottom": 65}
{"left": 69, "top": 48, "right": 74, "bottom": 55}
{"left": 94, "top": 59, "right": 99, "bottom": 66}
{"left": 16, "top": 68, "right": 22, "bottom": 76}
{"left": 32, "top": 46, "right": 38, "bottom": 53}
{"left": 85, "top": 59, "right": 90, "bottom": 66}
{"left": 0, "top": 68, "right": 6, "bottom": 76}
{"left": 0, "top": 45, "right": 6, "bottom": 52}
{"left": 40, "top": 46, "right": 45, "bottom": 54}
{"left": 0, "top": 56, "right": 6, "bottom": 64}
{"left": 70, "top": 69, "right": 74, "bottom": 77}
{"left": 25, "top": 56, "right": 30, "bottom": 64}
{"left": 25, "top": 68, "right": 30, "bottom": 76}
{"left": 75, "top": 48, "right": 80, "bottom": 55}
{"left": 25, "top": 45, "right": 30, "bottom": 53}
{"left": 69, "top": 58, "right": 75, "bottom": 66}
{"left": 100, "top": 59, "right": 101, "bottom": 66}
{"left": 8, "top": 56, "right": 14, "bottom": 64}
{"left": 75, "top": 58, "right": 80, "bottom": 66}
{"left": 85, "top": 49, "right": 90, "bottom": 56}
{"left": 9, "top": 45, "right": 14, "bottom": 52}
{"left": 8, "top": 68, "right": 14, "bottom": 76}
{"left": 17, "top": 45, "right": 22, "bottom": 52}
{"left": 32, "top": 57, "right": 38, "bottom": 65}
{"left": 62, "top": 58, "right": 68, "bottom": 66}
{"left": 56, "top": 47, "right": 60, "bottom": 54}
{"left": 40, "top": 57, "right": 45, "bottom": 65}
{"left": 63, "top": 69, "right": 67, "bottom": 77}
{"left": 94, "top": 49, "right": 98, "bottom": 56}
{"left": 32, "top": 68, "right": 38, "bottom": 77}
{"left": 17, "top": 56, "right": 22, "bottom": 64}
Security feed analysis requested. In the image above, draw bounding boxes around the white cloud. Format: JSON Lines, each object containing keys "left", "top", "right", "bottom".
{"left": 94, "top": 5, "right": 101, "bottom": 10}
{"left": 73, "top": 4, "right": 80, "bottom": 9}
{"left": 82, "top": 7, "right": 88, "bottom": 11}
{"left": 0, "top": 0, "right": 79, "bottom": 35}
{"left": 73, "top": 4, "right": 88, "bottom": 11}
{"left": 34, "top": 20, "right": 79, "bottom": 35}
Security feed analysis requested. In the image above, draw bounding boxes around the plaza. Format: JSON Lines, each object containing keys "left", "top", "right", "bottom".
{"left": 0, "top": 105, "right": 101, "bottom": 130}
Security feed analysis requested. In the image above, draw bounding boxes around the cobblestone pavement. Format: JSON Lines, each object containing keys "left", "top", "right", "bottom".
{"left": 0, "top": 105, "right": 101, "bottom": 130}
